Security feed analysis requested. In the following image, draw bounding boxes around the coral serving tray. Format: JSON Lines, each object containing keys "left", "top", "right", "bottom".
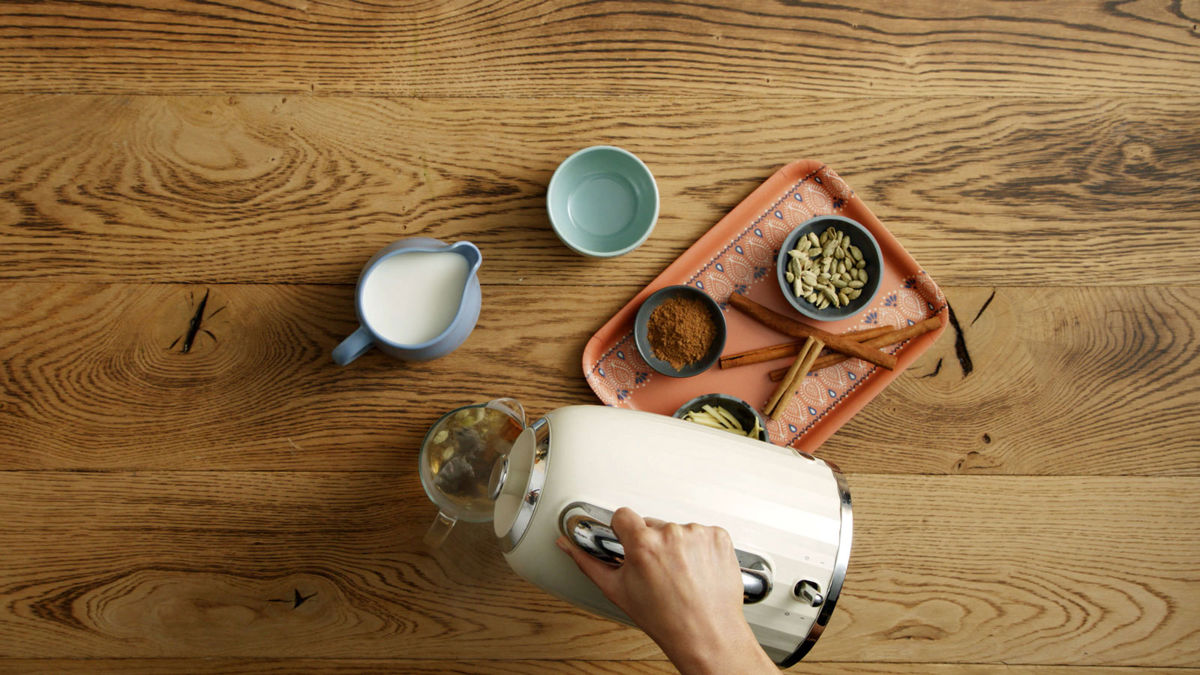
{"left": 582, "top": 161, "right": 948, "bottom": 453}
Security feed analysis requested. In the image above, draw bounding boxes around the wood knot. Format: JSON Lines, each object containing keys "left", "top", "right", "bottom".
{"left": 269, "top": 588, "right": 317, "bottom": 609}
{"left": 954, "top": 450, "right": 999, "bottom": 472}
{"left": 883, "top": 621, "right": 949, "bottom": 641}
{"left": 166, "top": 289, "right": 225, "bottom": 354}
{"left": 1121, "top": 142, "right": 1154, "bottom": 165}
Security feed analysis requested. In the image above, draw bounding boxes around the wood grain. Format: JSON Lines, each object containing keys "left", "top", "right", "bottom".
{"left": 0, "top": 661, "right": 682, "bottom": 675}
{"left": 0, "top": 1, "right": 1197, "bottom": 97}
{"left": 1, "top": 283, "right": 1195, "bottom": 475}
{"left": 0, "top": 472, "right": 1195, "bottom": 666}
{"left": 819, "top": 284, "right": 1200, "bottom": 476}
{"left": 0, "top": 660, "right": 1194, "bottom": 674}
{"left": 0, "top": 95, "right": 1197, "bottom": 285}
{"left": 1, "top": 1, "right": 1197, "bottom": 670}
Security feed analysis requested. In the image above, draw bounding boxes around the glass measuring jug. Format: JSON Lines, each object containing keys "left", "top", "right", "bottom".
{"left": 419, "top": 398, "right": 525, "bottom": 547}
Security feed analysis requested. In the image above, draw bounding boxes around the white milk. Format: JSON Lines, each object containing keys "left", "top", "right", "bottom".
{"left": 361, "top": 251, "right": 470, "bottom": 345}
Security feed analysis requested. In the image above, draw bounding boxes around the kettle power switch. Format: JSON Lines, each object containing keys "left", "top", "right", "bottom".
{"left": 793, "top": 579, "right": 824, "bottom": 607}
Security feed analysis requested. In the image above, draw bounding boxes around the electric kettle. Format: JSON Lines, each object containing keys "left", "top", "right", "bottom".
{"left": 423, "top": 404, "right": 851, "bottom": 667}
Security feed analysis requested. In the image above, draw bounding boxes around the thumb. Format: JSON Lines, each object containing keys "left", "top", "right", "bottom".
{"left": 556, "top": 536, "right": 620, "bottom": 601}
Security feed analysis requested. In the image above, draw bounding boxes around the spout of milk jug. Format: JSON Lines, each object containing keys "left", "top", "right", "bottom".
{"left": 448, "top": 240, "right": 482, "bottom": 278}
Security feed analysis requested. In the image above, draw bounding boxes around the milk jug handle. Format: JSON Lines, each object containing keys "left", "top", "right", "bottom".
{"left": 559, "top": 501, "right": 773, "bottom": 604}
{"left": 332, "top": 325, "right": 374, "bottom": 365}
{"left": 424, "top": 510, "right": 458, "bottom": 548}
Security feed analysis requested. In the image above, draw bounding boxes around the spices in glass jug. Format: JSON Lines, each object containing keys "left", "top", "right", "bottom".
{"left": 646, "top": 296, "right": 717, "bottom": 369}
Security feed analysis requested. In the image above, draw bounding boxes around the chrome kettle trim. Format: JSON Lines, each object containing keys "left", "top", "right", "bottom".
{"left": 497, "top": 416, "right": 551, "bottom": 553}
{"left": 779, "top": 458, "right": 852, "bottom": 667}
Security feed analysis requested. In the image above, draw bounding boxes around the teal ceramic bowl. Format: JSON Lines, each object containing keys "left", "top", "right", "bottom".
{"left": 547, "top": 146, "right": 659, "bottom": 257}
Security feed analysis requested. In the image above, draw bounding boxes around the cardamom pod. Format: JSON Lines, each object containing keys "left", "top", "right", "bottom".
{"left": 785, "top": 271, "right": 795, "bottom": 283}
{"left": 838, "top": 290, "right": 849, "bottom": 305}
{"left": 850, "top": 245, "right": 862, "bottom": 261}
{"left": 848, "top": 280, "right": 864, "bottom": 288}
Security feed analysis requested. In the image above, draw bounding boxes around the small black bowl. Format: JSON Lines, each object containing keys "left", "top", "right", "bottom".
{"left": 776, "top": 215, "right": 884, "bottom": 321}
{"left": 674, "top": 393, "right": 770, "bottom": 443}
{"left": 633, "top": 285, "right": 726, "bottom": 377}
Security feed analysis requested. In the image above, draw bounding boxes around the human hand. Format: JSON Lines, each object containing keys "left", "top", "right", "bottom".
{"left": 556, "top": 507, "right": 776, "bottom": 675}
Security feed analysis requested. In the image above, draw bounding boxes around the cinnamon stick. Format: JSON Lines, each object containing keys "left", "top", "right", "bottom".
{"left": 837, "top": 326, "right": 893, "bottom": 340}
{"left": 720, "top": 324, "right": 895, "bottom": 369}
{"left": 768, "top": 316, "right": 943, "bottom": 381}
{"left": 770, "top": 338, "right": 824, "bottom": 421}
{"left": 764, "top": 337, "right": 818, "bottom": 417}
{"left": 727, "top": 293, "right": 898, "bottom": 370}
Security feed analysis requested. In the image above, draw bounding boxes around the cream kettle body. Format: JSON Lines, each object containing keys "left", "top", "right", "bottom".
{"left": 490, "top": 406, "right": 851, "bottom": 666}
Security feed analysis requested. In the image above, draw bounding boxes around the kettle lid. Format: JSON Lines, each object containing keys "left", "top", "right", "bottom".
{"left": 493, "top": 417, "right": 550, "bottom": 552}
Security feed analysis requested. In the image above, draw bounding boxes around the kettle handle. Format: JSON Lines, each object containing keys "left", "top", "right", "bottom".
{"left": 559, "top": 502, "right": 772, "bottom": 604}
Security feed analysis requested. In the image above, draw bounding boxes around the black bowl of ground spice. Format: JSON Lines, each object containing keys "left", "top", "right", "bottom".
{"left": 633, "top": 285, "right": 726, "bottom": 377}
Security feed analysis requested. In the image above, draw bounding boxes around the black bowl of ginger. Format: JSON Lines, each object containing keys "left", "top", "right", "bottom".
{"left": 633, "top": 285, "right": 726, "bottom": 378}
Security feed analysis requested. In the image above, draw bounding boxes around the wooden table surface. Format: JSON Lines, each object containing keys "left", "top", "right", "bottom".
{"left": 1, "top": 1, "right": 1198, "bottom": 673}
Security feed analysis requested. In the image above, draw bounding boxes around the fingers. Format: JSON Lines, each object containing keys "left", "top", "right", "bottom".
{"left": 607, "top": 509, "right": 737, "bottom": 565}
{"left": 555, "top": 536, "right": 619, "bottom": 599}
{"left": 613, "top": 510, "right": 728, "bottom": 547}
{"left": 611, "top": 507, "right": 649, "bottom": 540}
{"left": 710, "top": 525, "right": 733, "bottom": 549}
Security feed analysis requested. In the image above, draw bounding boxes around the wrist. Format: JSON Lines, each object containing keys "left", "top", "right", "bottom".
{"left": 656, "top": 624, "right": 774, "bottom": 675}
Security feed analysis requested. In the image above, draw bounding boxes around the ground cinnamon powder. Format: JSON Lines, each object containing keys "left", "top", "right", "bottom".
{"left": 646, "top": 296, "right": 717, "bottom": 369}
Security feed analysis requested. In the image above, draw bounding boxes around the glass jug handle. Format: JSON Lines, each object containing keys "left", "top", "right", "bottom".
{"left": 424, "top": 510, "right": 458, "bottom": 548}
{"left": 486, "top": 397, "right": 526, "bottom": 427}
